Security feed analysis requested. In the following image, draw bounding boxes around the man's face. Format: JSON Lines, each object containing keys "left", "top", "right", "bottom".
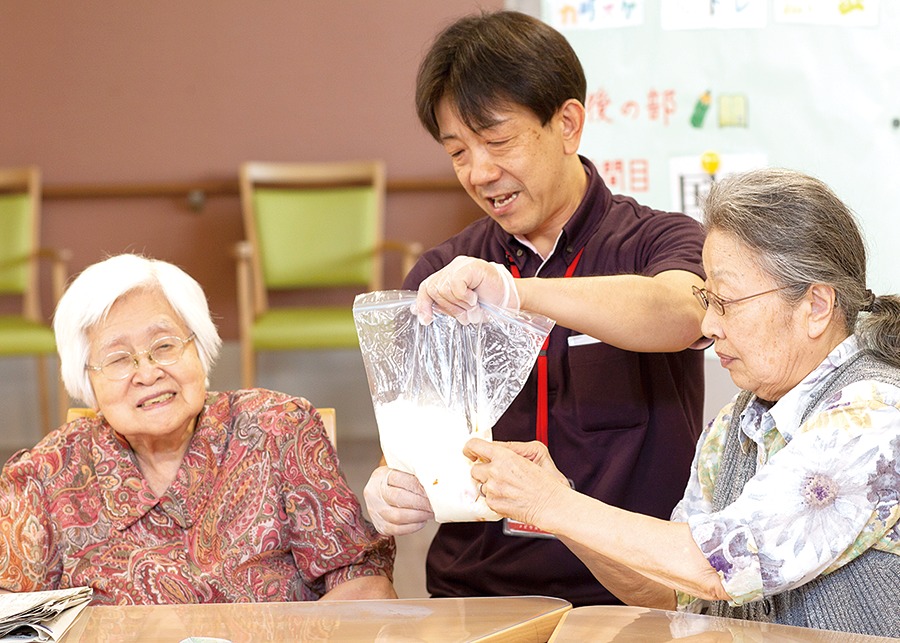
{"left": 436, "top": 98, "right": 582, "bottom": 247}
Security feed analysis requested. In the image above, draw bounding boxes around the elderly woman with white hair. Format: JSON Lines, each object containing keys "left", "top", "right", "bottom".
{"left": 0, "top": 254, "right": 396, "bottom": 604}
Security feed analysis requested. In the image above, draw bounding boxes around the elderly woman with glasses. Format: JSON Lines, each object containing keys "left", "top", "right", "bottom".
{"left": 411, "top": 168, "right": 900, "bottom": 636}
{"left": 0, "top": 254, "right": 396, "bottom": 604}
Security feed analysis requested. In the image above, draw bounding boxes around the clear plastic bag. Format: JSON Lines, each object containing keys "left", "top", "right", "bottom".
{"left": 353, "top": 290, "right": 555, "bottom": 522}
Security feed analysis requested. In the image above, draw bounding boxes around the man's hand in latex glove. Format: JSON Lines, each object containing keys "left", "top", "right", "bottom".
{"left": 364, "top": 466, "right": 435, "bottom": 535}
{"left": 414, "top": 256, "right": 519, "bottom": 325}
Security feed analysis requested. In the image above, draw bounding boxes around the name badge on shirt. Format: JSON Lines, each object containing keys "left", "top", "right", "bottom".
{"left": 567, "top": 333, "right": 602, "bottom": 347}
{"left": 502, "top": 518, "right": 558, "bottom": 539}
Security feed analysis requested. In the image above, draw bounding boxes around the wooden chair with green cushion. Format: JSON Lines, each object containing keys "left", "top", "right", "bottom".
{"left": 0, "top": 166, "right": 70, "bottom": 432}
{"left": 235, "top": 160, "right": 421, "bottom": 389}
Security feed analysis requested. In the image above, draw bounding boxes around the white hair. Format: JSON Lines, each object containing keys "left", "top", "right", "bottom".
{"left": 54, "top": 254, "right": 222, "bottom": 407}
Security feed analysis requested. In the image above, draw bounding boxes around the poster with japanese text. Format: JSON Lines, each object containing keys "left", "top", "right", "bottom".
{"left": 542, "top": 0, "right": 899, "bottom": 294}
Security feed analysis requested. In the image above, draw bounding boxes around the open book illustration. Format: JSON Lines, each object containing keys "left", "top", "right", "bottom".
{"left": 0, "top": 587, "right": 92, "bottom": 642}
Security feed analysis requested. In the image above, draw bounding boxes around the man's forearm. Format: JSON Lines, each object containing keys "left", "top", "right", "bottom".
{"left": 517, "top": 270, "right": 705, "bottom": 352}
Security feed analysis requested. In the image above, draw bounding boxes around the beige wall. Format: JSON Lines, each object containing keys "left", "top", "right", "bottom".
{"left": 0, "top": 1, "right": 501, "bottom": 338}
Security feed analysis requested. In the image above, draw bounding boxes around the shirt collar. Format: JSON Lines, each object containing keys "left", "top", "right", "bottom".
{"left": 93, "top": 392, "right": 229, "bottom": 531}
{"left": 513, "top": 230, "right": 563, "bottom": 266}
{"left": 503, "top": 156, "right": 603, "bottom": 273}
{"left": 740, "top": 335, "right": 860, "bottom": 447}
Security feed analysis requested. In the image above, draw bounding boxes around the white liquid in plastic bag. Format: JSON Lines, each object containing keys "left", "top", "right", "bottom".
{"left": 375, "top": 398, "right": 502, "bottom": 523}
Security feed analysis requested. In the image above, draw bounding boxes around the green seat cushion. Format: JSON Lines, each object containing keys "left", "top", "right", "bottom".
{"left": 0, "top": 316, "right": 56, "bottom": 354}
{"left": 252, "top": 307, "right": 360, "bottom": 350}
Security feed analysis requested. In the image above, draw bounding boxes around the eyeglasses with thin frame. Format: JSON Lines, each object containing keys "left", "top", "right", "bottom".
{"left": 86, "top": 333, "right": 196, "bottom": 381}
{"left": 692, "top": 285, "right": 794, "bottom": 316}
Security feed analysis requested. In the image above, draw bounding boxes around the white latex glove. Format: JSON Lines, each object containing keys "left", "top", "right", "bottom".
{"left": 414, "top": 256, "right": 520, "bottom": 325}
{"left": 363, "top": 466, "right": 435, "bottom": 536}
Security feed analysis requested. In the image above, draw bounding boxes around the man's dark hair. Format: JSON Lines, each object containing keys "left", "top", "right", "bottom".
{"left": 415, "top": 10, "right": 587, "bottom": 141}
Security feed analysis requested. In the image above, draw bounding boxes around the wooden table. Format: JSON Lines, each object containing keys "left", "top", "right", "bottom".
{"left": 548, "top": 605, "right": 897, "bottom": 642}
{"left": 61, "top": 595, "right": 571, "bottom": 642}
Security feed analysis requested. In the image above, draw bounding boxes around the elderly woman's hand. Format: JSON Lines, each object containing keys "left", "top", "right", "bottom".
{"left": 414, "top": 256, "right": 519, "bottom": 325}
{"left": 464, "top": 438, "right": 571, "bottom": 528}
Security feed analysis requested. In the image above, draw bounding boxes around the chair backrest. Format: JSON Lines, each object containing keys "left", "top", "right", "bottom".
{"left": 318, "top": 407, "right": 336, "bottom": 450}
{"left": 66, "top": 407, "right": 97, "bottom": 423}
{"left": 239, "top": 160, "right": 386, "bottom": 317}
{"left": 0, "top": 166, "right": 41, "bottom": 318}
{"left": 66, "top": 406, "right": 337, "bottom": 449}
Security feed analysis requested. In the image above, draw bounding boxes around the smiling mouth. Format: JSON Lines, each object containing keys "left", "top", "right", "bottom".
{"left": 488, "top": 192, "right": 518, "bottom": 208}
{"left": 138, "top": 392, "right": 175, "bottom": 409}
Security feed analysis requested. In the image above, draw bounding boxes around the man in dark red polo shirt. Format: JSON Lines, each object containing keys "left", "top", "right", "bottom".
{"left": 364, "top": 10, "right": 707, "bottom": 606}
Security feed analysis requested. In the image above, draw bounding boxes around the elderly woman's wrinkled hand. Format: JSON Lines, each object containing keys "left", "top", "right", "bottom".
{"left": 464, "top": 438, "right": 570, "bottom": 528}
{"left": 414, "top": 256, "right": 519, "bottom": 325}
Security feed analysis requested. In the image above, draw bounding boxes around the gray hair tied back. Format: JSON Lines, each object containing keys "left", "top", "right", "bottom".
{"left": 862, "top": 289, "right": 876, "bottom": 312}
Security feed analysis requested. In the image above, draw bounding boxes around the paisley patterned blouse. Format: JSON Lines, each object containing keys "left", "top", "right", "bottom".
{"left": 0, "top": 389, "right": 395, "bottom": 604}
{"left": 672, "top": 336, "right": 900, "bottom": 610}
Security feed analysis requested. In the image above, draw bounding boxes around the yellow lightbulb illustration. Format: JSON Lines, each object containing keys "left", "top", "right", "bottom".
{"left": 701, "top": 151, "right": 720, "bottom": 177}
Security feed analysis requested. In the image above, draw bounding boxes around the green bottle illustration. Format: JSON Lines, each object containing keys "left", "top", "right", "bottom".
{"left": 690, "top": 91, "right": 712, "bottom": 128}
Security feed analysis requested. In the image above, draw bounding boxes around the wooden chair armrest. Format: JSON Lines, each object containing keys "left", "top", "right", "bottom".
{"left": 379, "top": 239, "right": 424, "bottom": 279}
{"left": 232, "top": 239, "right": 254, "bottom": 261}
{"left": 0, "top": 248, "right": 72, "bottom": 319}
{"left": 35, "top": 247, "right": 72, "bottom": 304}
{"left": 233, "top": 240, "right": 256, "bottom": 345}
{"left": 34, "top": 247, "right": 73, "bottom": 262}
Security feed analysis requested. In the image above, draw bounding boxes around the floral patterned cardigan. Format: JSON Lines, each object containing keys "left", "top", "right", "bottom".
{"left": 672, "top": 336, "right": 900, "bottom": 609}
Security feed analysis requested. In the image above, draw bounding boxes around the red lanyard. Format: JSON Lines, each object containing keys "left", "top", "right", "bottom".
{"left": 506, "top": 247, "right": 584, "bottom": 445}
